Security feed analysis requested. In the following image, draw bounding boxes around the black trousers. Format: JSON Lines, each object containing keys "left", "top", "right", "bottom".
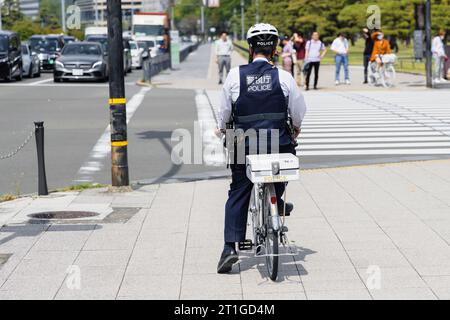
{"left": 305, "top": 61, "right": 320, "bottom": 88}
{"left": 363, "top": 54, "right": 371, "bottom": 82}
{"left": 224, "top": 143, "right": 296, "bottom": 243}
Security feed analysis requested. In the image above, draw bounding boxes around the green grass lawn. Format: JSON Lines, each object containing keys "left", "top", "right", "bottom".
{"left": 234, "top": 39, "right": 425, "bottom": 75}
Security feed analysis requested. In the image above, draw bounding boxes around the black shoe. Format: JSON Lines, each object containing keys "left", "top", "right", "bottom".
{"left": 218, "top": 80, "right": 223, "bottom": 85}
{"left": 363, "top": 80, "right": 368, "bottom": 84}
{"left": 313, "top": 86, "right": 318, "bottom": 90}
{"left": 278, "top": 200, "right": 293, "bottom": 216}
{"left": 217, "top": 249, "right": 239, "bottom": 273}
{"left": 305, "top": 86, "right": 309, "bottom": 91}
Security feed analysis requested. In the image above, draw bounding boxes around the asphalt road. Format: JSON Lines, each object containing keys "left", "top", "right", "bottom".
{"left": 0, "top": 60, "right": 223, "bottom": 195}
{"left": 1, "top": 44, "right": 450, "bottom": 196}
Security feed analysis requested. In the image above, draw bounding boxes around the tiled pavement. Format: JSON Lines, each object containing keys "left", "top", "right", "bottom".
{"left": 1, "top": 160, "right": 450, "bottom": 299}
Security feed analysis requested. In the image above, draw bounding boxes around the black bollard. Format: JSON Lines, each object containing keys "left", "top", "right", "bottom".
{"left": 34, "top": 122, "right": 48, "bottom": 196}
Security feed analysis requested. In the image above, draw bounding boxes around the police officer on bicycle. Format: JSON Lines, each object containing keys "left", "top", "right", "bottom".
{"left": 216, "top": 23, "right": 307, "bottom": 274}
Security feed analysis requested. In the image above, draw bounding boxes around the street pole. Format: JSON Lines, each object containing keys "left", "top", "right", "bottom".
{"left": 255, "top": 0, "right": 259, "bottom": 24}
{"left": 61, "top": 0, "right": 66, "bottom": 33}
{"left": 240, "top": 0, "right": 245, "bottom": 40}
{"left": 200, "top": 1, "right": 205, "bottom": 41}
{"left": 95, "top": 0, "right": 99, "bottom": 25}
{"left": 425, "top": 0, "right": 433, "bottom": 88}
{"left": 233, "top": 8, "right": 237, "bottom": 41}
{"left": 0, "top": 0, "right": 3, "bottom": 31}
{"left": 170, "top": 0, "right": 175, "bottom": 30}
{"left": 107, "top": 0, "right": 129, "bottom": 186}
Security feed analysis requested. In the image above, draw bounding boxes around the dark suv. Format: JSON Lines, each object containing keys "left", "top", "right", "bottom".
{"left": 0, "top": 31, "right": 23, "bottom": 81}
{"left": 29, "top": 34, "right": 65, "bottom": 71}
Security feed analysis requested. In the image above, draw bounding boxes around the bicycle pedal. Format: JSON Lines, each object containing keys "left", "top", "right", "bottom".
{"left": 238, "top": 239, "right": 253, "bottom": 251}
{"left": 281, "top": 226, "right": 289, "bottom": 233}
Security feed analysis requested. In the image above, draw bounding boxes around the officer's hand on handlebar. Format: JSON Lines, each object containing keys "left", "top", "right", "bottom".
{"left": 215, "top": 128, "right": 226, "bottom": 138}
{"left": 293, "top": 126, "right": 301, "bottom": 139}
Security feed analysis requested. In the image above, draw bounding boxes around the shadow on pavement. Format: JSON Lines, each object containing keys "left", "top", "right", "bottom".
{"left": 135, "top": 130, "right": 183, "bottom": 184}
{"left": 0, "top": 224, "right": 101, "bottom": 248}
{"left": 238, "top": 245, "right": 317, "bottom": 282}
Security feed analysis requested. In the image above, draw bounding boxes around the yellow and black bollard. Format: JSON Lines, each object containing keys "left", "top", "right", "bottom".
{"left": 107, "top": 0, "right": 129, "bottom": 186}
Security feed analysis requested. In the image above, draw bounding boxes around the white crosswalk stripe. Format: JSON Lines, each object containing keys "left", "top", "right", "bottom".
{"left": 297, "top": 91, "right": 450, "bottom": 156}
{"left": 204, "top": 90, "right": 450, "bottom": 158}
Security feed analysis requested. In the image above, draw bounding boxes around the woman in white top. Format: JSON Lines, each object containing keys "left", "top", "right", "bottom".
{"left": 432, "top": 30, "right": 448, "bottom": 83}
{"left": 304, "top": 32, "right": 327, "bottom": 90}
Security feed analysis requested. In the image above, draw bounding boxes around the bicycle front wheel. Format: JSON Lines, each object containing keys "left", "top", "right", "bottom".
{"left": 263, "top": 183, "right": 279, "bottom": 281}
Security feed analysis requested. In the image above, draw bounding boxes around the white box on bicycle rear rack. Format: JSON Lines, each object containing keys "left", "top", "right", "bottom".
{"left": 245, "top": 153, "right": 300, "bottom": 183}
{"left": 381, "top": 54, "right": 397, "bottom": 64}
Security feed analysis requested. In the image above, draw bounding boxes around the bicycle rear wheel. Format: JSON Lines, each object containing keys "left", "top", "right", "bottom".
{"left": 263, "top": 184, "right": 279, "bottom": 281}
{"left": 384, "top": 65, "right": 396, "bottom": 87}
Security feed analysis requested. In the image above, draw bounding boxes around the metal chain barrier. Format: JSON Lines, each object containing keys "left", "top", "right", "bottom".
{"left": 0, "top": 129, "right": 34, "bottom": 160}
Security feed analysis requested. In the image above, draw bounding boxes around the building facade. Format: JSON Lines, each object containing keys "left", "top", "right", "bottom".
{"left": 19, "top": 0, "right": 39, "bottom": 20}
{"left": 75, "top": 0, "right": 168, "bottom": 26}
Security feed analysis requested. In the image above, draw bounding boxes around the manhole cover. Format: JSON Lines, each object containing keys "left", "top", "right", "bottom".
{"left": 28, "top": 211, "right": 99, "bottom": 220}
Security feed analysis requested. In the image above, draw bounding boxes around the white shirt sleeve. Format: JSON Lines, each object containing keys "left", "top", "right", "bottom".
{"left": 287, "top": 76, "right": 307, "bottom": 128}
{"left": 330, "top": 39, "right": 338, "bottom": 52}
{"left": 278, "top": 69, "right": 307, "bottom": 128}
{"left": 218, "top": 67, "right": 239, "bottom": 129}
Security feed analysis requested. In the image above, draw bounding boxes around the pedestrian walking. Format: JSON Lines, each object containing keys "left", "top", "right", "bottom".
{"left": 331, "top": 32, "right": 350, "bottom": 85}
{"left": 281, "top": 36, "right": 294, "bottom": 75}
{"left": 388, "top": 35, "right": 399, "bottom": 54}
{"left": 362, "top": 28, "right": 374, "bottom": 84}
{"left": 293, "top": 32, "right": 306, "bottom": 86}
{"left": 432, "top": 30, "right": 448, "bottom": 83}
{"left": 216, "top": 31, "right": 233, "bottom": 84}
{"left": 304, "top": 32, "right": 327, "bottom": 91}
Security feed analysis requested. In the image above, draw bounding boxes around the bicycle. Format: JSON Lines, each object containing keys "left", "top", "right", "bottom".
{"left": 240, "top": 153, "right": 300, "bottom": 281}
{"left": 368, "top": 54, "right": 397, "bottom": 88}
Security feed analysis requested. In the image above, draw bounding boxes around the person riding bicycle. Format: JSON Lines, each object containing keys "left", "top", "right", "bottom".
{"left": 370, "top": 31, "right": 392, "bottom": 70}
{"left": 215, "top": 23, "right": 307, "bottom": 274}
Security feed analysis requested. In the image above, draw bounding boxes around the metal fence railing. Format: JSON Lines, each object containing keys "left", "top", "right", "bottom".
{"left": 142, "top": 42, "right": 201, "bottom": 83}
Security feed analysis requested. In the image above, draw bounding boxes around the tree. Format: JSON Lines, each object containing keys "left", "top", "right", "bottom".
{"left": 1, "top": 0, "right": 23, "bottom": 29}
{"left": 39, "top": 0, "right": 62, "bottom": 30}
{"left": 173, "top": 0, "right": 450, "bottom": 43}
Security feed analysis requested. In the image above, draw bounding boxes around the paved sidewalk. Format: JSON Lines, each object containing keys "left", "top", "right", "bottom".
{"left": 1, "top": 159, "right": 450, "bottom": 299}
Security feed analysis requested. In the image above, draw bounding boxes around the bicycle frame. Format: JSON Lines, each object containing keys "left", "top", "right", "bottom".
{"left": 249, "top": 182, "right": 298, "bottom": 258}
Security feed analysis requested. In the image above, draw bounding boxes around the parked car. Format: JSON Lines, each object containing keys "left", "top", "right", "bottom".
{"left": 0, "top": 31, "right": 23, "bottom": 81}
{"left": 130, "top": 40, "right": 149, "bottom": 69}
{"left": 63, "top": 36, "right": 76, "bottom": 44}
{"left": 53, "top": 42, "right": 108, "bottom": 82}
{"left": 86, "top": 35, "right": 131, "bottom": 74}
{"left": 29, "top": 34, "right": 65, "bottom": 71}
{"left": 21, "top": 42, "right": 41, "bottom": 78}
{"left": 123, "top": 39, "right": 132, "bottom": 73}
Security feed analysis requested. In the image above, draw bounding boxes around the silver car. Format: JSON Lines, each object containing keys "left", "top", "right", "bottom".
{"left": 21, "top": 43, "right": 40, "bottom": 78}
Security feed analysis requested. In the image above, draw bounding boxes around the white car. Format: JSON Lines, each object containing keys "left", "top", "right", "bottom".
{"left": 130, "top": 41, "right": 150, "bottom": 69}
{"left": 142, "top": 40, "right": 158, "bottom": 58}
